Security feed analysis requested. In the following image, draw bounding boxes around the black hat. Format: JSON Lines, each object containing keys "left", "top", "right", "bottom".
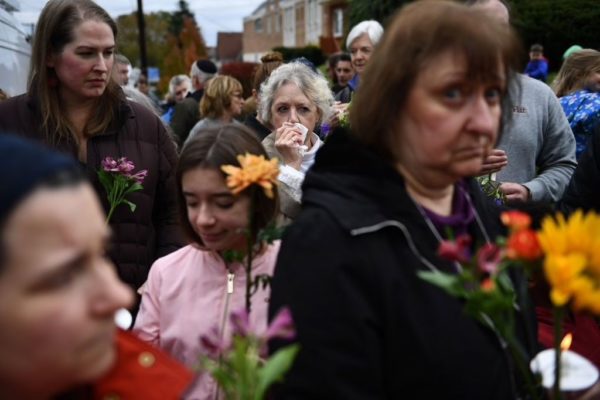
{"left": 195, "top": 59, "right": 217, "bottom": 74}
{"left": 0, "top": 135, "right": 79, "bottom": 222}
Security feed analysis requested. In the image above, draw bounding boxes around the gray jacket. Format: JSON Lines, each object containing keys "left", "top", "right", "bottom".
{"left": 496, "top": 74, "right": 577, "bottom": 202}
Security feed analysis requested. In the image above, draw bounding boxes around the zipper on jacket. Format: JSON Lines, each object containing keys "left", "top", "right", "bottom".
{"left": 215, "top": 270, "right": 235, "bottom": 400}
{"left": 227, "top": 272, "right": 234, "bottom": 294}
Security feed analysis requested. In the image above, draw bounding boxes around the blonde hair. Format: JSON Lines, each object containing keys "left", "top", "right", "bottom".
{"left": 29, "top": 0, "right": 123, "bottom": 144}
{"left": 553, "top": 49, "right": 600, "bottom": 97}
{"left": 199, "top": 75, "right": 242, "bottom": 119}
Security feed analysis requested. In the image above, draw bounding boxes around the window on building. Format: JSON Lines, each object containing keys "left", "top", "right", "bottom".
{"left": 275, "top": 14, "right": 281, "bottom": 32}
{"left": 333, "top": 8, "right": 343, "bottom": 38}
{"left": 267, "top": 16, "right": 271, "bottom": 34}
{"left": 255, "top": 18, "right": 263, "bottom": 33}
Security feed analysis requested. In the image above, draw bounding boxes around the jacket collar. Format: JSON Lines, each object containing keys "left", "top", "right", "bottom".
{"left": 302, "top": 128, "right": 418, "bottom": 232}
{"left": 302, "top": 128, "right": 489, "bottom": 235}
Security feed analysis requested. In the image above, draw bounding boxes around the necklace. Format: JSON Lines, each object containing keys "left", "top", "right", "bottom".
{"left": 410, "top": 183, "right": 491, "bottom": 273}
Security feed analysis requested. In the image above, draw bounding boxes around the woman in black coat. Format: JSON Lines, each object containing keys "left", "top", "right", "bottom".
{"left": 268, "top": 2, "right": 537, "bottom": 399}
{"left": 0, "top": 0, "right": 182, "bottom": 295}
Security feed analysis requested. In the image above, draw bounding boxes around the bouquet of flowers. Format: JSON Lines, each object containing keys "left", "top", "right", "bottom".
{"left": 97, "top": 156, "right": 147, "bottom": 222}
{"left": 200, "top": 307, "right": 299, "bottom": 400}
{"left": 198, "top": 152, "right": 299, "bottom": 399}
{"left": 418, "top": 210, "right": 600, "bottom": 399}
{"left": 476, "top": 173, "right": 506, "bottom": 205}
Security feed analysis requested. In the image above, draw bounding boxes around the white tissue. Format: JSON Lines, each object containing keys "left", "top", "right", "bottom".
{"left": 294, "top": 123, "right": 309, "bottom": 156}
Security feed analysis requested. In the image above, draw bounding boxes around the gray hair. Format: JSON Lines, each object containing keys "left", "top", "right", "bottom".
{"left": 258, "top": 62, "right": 334, "bottom": 126}
{"left": 168, "top": 74, "right": 192, "bottom": 96}
{"left": 115, "top": 54, "right": 131, "bottom": 66}
{"left": 346, "top": 20, "right": 384, "bottom": 49}
{"left": 190, "top": 63, "right": 215, "bottom": 84}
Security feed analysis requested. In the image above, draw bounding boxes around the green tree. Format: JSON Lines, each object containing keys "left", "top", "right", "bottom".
{"left": 348, "top": 0, "right": 410, "bottom": 34}
{"left": 116, "top": 12, "right": 171, "bottom": 72}
{"left": 169, "top": 0, "right": 194, "bottom": 39}
{"left": 510, "top": 0, "right": 600, "bottom": 71}
{"left": 115, "top": 1, "right": 208, "bottom": 93}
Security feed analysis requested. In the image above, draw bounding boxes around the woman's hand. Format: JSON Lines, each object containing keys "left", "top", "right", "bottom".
{"left": 274, "top": 122, "right": 305, "bottom": 170}
{"left": 326, "top": 102, "right": 349, "bottom": 129}
{"left": 479, "top": 148, "right": 508, "bottom": 175}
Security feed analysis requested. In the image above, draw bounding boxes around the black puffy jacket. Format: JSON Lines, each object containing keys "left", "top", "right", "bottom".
{"left": 0, "top": 94, "right": 184, "bottom": 291}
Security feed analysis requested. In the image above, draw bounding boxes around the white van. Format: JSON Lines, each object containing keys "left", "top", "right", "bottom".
{"left": 0, "top": 0, "right": 31, "bottom": 96}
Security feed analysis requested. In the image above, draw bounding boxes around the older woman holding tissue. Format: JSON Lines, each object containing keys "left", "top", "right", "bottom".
{"left": 259, "top": 62, "right": 334, "bottom": 221}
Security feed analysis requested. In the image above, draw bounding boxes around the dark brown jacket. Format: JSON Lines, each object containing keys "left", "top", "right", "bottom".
{"left": 0, "top": 94, "right": 184, "bottom": 291}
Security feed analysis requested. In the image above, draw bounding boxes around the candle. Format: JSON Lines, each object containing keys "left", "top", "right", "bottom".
{"left": 114, "top": 308, "right": 133, "bottom": 330}
{"left": 530, "top": 348, "right": 599, "bottom": 391}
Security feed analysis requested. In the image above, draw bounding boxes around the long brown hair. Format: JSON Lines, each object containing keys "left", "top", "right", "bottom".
{"left": 28, "top": 0, "right": 123, "bottom": 143}
{"left": 176, "top": 124, "right": 279, "bottom": 248}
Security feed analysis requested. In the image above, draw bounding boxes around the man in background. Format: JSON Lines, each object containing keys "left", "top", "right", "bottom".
{"left": 170, "top": 59, "right": 217, "bottom": 145}
{"left": 113, "top": 54, "right": 131, "bottom": 86}
{"left": 332, "top": 53, "right": 353, "bottom": 95}
{"left": 468, "top": 0, "right": 577, "bottom": 204}
{"left": 524, "top": 43, "right": 549, "bottom": 82}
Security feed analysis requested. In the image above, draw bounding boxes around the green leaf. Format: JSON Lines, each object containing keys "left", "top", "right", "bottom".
{"left": 123, "top": 199, "right": 137, "bottom": 213}
{"left": 97, "top": 170, "right": 114, "bottom": 198}
{"left": 124, "top": 181, "right": 144, "bottom": 194}
{"left": 417, "top": 270, "right": 466, "bottom": 297}
{"left": 222, "top": 249, "right": 246, "bottom": 264}
{"left": 255, "top": 344, "right": 300, "bottom": 400}
{"left": 257, "top": 223, "right": 285, "bottom": 243}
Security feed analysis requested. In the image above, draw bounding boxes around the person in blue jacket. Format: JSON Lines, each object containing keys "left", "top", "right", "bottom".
{"left": 525, "top": 43, "right": 549, "bottom": 82}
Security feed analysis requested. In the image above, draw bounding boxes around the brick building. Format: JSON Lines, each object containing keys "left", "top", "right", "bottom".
{"left": 242, "top": 0, "right": 349, "bottom": 62}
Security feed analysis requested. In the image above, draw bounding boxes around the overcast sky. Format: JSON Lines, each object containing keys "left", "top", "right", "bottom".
{"left": 14, "top": 0, "right": 264, "bottom": 46}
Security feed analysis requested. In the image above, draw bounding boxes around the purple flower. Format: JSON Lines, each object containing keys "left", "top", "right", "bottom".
{"left": 128, "top": 169, "right": 148, "bottom": 184}
{"left": 437, "top": 234, "right": 472, "bottom": 264}
{"left": 477, "top": 243, "right": 502, "bottom": 275}
{"left": 200, "top": 326, "right": 228, "bottom": 359}
{"left": 230, "top": 308, "right": 252, "bottom": 337}
{"left": 265, "top": 307, "right": 296, "bottom": 341}
{"left": 117, "top": 157, "right": 135, "bottom": 173}
{"left": 101, "top": 156, "right": 119, "bottom": 172}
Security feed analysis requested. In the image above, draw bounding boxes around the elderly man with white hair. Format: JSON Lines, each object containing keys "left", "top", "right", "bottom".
{"left": 161, "top": 74, "right": 192, "bottom": 124}
{"left": 335, "top": 20, "right": 384, "bottom": 103}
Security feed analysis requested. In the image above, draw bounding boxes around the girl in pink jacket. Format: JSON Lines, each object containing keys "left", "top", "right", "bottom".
{"left": 134, "top": 124, "right": 281, "bottom": 399}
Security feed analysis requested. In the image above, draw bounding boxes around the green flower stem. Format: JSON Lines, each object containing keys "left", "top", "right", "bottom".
{"left": 106, "top": 177, "right": 125, "bottom": 223}
{"left": 553, "top": 306, "right": 565, "bottom": 400}
{"left": 106, "top": 203, "right": 117, "bottom": 223}
{"left": 505, "top": 334, "right": 541, "bottom": 400}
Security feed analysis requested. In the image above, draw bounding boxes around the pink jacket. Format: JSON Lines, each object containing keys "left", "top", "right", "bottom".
{"left": 133, "top": 242, "right": 280, "bottom": 399}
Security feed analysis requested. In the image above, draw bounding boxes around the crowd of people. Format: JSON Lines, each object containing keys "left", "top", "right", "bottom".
{"left": 1, "top": 0, "right": 600, "bottom": 399}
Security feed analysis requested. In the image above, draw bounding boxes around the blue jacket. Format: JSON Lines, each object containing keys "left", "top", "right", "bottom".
{"left": 524, "top": 59, "right": 548, "bottom": 82}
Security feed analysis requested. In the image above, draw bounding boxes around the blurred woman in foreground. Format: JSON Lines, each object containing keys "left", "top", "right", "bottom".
{"left": 0, "top": 135, "right": 191, "bottom": 399}
{"left": 268, "top": 2, "right": 538, "bottom": 398}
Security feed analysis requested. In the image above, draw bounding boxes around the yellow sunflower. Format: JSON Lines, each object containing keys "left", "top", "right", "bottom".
{"left": 537, "top": 210, "right": 600, "bottom": 314}
{"left": 221, "top": 153, "right": 279, "bottom": 198}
